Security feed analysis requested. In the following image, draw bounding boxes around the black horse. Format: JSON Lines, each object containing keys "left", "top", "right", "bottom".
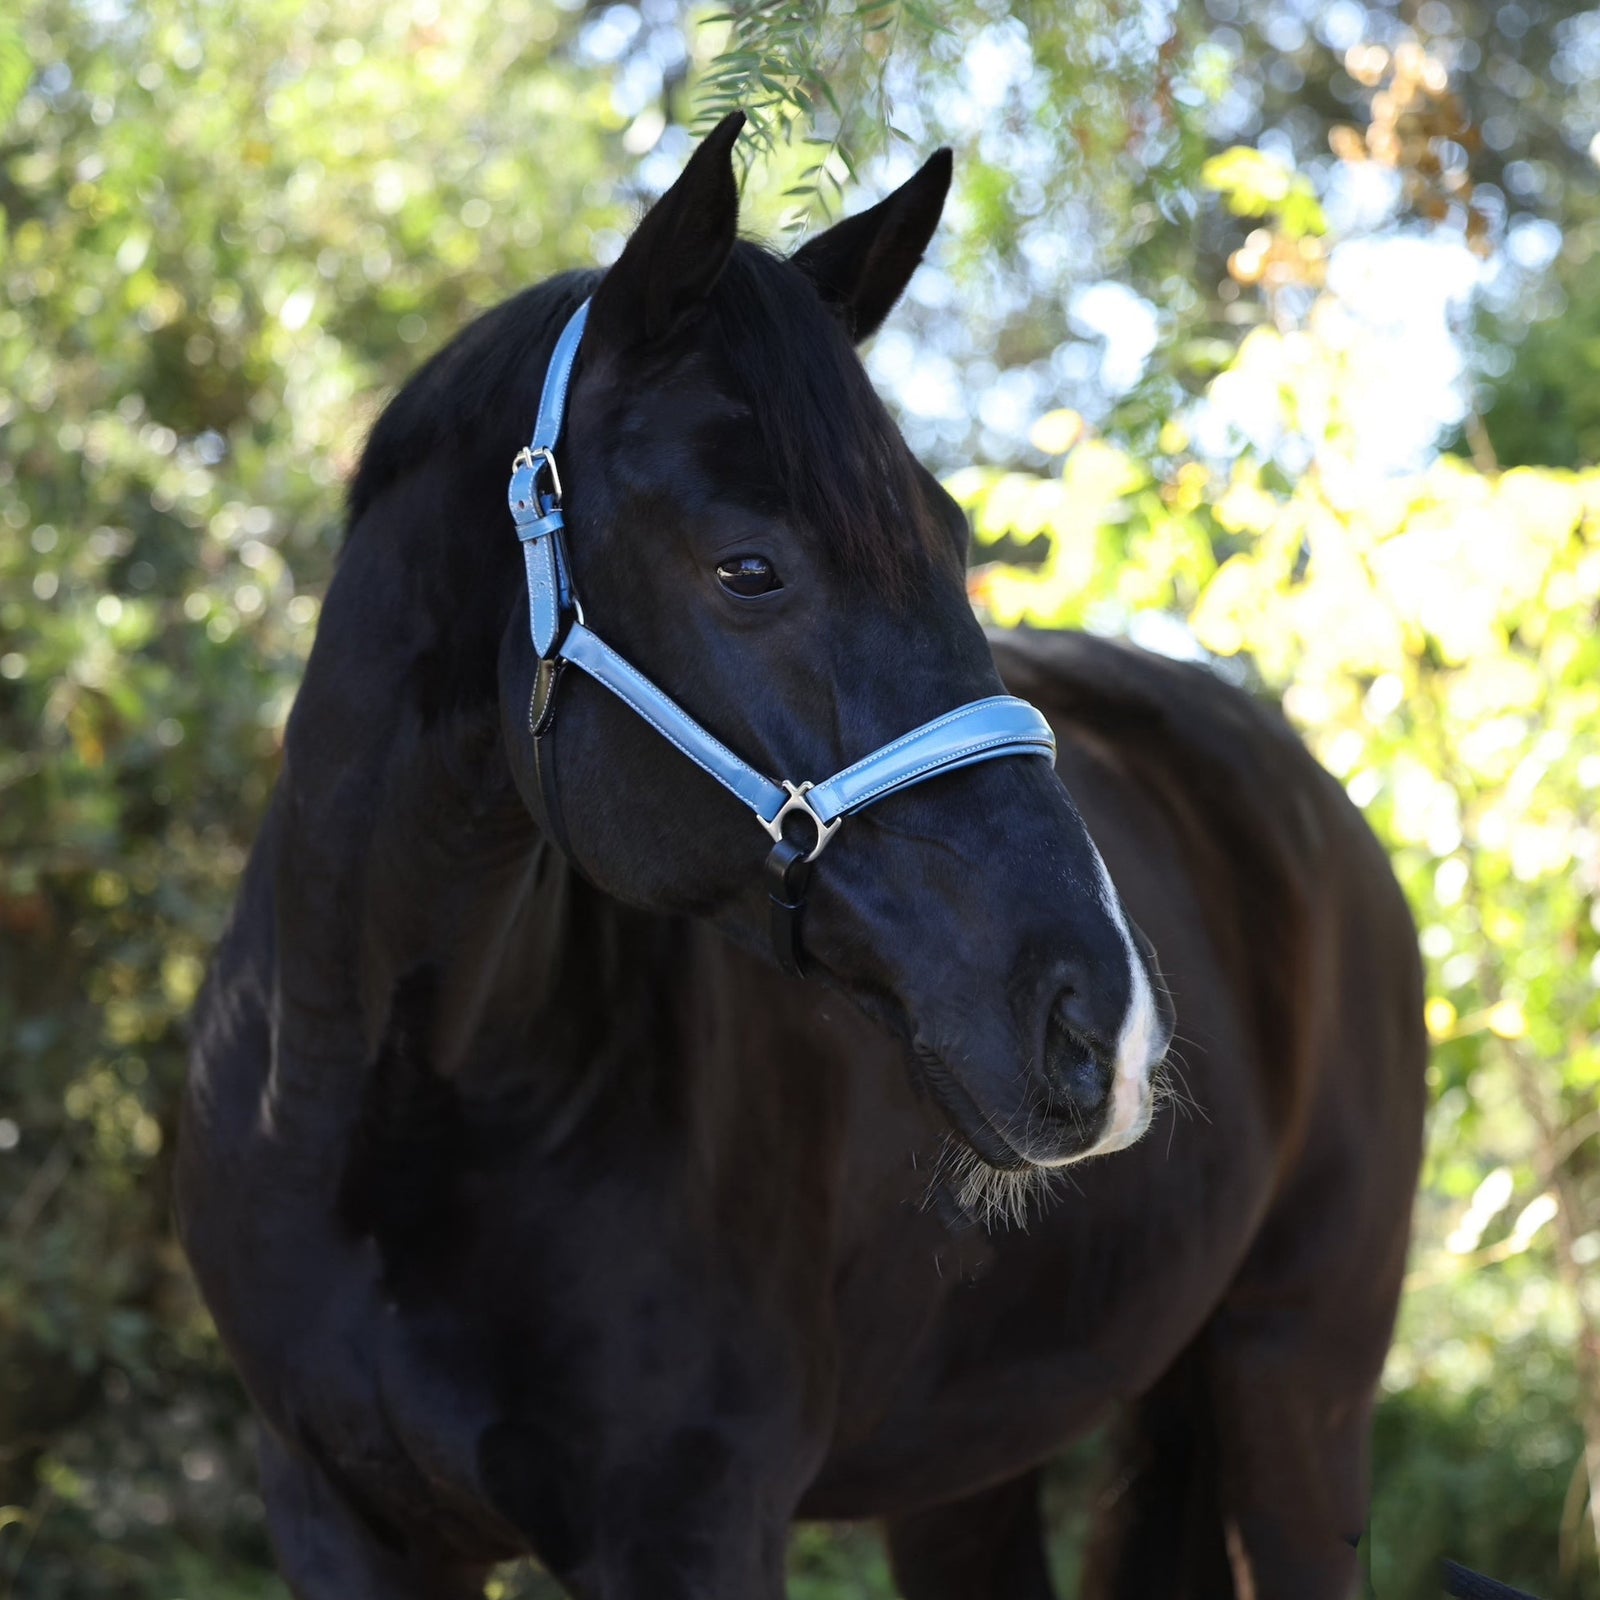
{"left": 177, "top": 114, "right": 1427, "bottom": 1598}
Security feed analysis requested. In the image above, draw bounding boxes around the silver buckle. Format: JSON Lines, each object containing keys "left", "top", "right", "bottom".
{"left": 761, "top": 781, "right": 841, "bottom": 862}
{"left": 511, "top": 445, "right": 563, "bottom": 508}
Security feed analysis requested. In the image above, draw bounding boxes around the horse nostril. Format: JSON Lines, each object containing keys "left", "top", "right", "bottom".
{"left": 1043, "top": 991, "right": 1112, "bottom": 1120}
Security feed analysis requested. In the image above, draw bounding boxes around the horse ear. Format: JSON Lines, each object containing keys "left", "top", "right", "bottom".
{"left": 791, "top": 149, "right": 952, "bottom": 342}
{"left": 588, "top": 111, "right": 745, "bottom": 350}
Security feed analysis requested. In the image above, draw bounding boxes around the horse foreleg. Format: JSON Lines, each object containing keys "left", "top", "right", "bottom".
{"left": 1167, "top": 1160, "right": 1407, "bottom": 1600}
{"left": 482, "top": 1417, "right": 794, "bottom": 1600}
{"left": 884, "top": 1467, "right": 1059, "bottom": 1600}
{"left": 1079, "top": 1348, "right": 1236, "bottom": 1600}
{"left": 260, "top": 1427, "right": 492, "bottom": 1600}
{"left": 1193, "top": 1298, "right": 1378, "bottom": 1600}
{"left": 1084, "top": 1175, "right": 1407, "bottom": 1600}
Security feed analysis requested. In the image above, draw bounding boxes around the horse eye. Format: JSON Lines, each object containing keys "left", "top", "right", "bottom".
{"left": 716, "top": 555, "right": 782, "bottom": 598}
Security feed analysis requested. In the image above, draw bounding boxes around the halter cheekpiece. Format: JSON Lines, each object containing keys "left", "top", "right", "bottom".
{"left": 510, "top": 299, "right": 1057, "bottom": 977}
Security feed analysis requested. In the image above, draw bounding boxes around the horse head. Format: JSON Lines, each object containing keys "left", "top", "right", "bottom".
{"left": 498, "top": 113, "right": 1174, "bottom": 1173}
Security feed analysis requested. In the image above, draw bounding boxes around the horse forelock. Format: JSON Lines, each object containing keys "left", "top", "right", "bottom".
{"left": 347, "top": 248, "right": 952, "bottom": 603}
{"left": 705, "top": 242, "right": 956, "bottom": 599}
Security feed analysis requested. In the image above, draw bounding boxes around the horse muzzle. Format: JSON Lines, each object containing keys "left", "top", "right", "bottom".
{"left": 909, "top": 948, "right": 1173, "bottom": 1172}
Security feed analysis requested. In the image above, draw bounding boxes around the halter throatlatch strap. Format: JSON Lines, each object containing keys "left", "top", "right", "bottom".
{"left": 508, "top": 298, "right": 1059, "bottom": 976}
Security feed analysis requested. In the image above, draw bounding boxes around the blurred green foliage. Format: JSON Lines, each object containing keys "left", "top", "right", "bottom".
{"left": 955, "top": 85, "right": 1600, "bottom": 1597}
{"left": 2, "top": 1, "right": 1597, "bottom": 1596}
{"left": 1, "top": 0, "right": 624, "bottom": 1590}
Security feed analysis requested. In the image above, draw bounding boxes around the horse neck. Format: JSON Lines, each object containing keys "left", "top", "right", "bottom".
{"left": 262, "top": 447, "right": 859, "bottom": 1211}
{"left": 265, "top": 639, "right": 834, "bottom": 1194}
{"left": 263, "top": 464, "right": 692, "bottom": 1141}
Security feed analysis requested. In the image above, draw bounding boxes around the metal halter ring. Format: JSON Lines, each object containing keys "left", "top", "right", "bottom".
{"left": 511, "top": 445, "right": 563, "bottom": 508}
{"left": 761, "top": 781, "right": 842, "bottom": 863}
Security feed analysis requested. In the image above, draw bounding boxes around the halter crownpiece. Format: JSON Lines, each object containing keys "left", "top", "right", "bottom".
{"left": 509, "top": 298, "right": 1058, "bottom": 976}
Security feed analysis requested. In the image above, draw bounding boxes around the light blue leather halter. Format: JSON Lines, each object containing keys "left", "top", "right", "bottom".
{"left": 509, "top": 298, "right": 1057, "bottom": 974}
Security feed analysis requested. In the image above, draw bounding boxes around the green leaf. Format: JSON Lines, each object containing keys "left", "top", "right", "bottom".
{"left": 1200, "top": 145, "right": 1292, "bottom": 216}
{"left": 0, "top": 21, "right": 31, "bottom": 133}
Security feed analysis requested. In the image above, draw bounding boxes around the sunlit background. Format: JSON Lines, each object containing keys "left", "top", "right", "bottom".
{"left": 1, "top": 1, "right": 1597, "bottom": 1595}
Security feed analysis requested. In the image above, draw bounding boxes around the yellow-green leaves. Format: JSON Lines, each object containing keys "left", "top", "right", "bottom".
{"left": 955, "top": 185, "right": 1600, "bottom": 1558}
{"left": 1202, "top": 144, "right": 1327, "bottom": 239}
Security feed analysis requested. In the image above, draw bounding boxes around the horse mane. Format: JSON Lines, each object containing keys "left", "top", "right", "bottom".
{"left": 348, "top": 268, "right": 599, "bottom": 530}
{"left": 347, "top": 244, "right": 947, "bottom": 595}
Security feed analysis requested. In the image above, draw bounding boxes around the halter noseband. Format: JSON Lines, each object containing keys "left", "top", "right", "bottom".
{"left": 509, "top": 299, "right": 1057, "bottom": 977}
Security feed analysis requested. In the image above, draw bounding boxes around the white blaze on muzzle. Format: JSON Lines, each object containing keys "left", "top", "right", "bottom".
{"left": 1094, "top": 846, "right": 1165, "bottom": 1154}
{"left": 1033, "top": 844, "right": 1166, "bottom": 1167}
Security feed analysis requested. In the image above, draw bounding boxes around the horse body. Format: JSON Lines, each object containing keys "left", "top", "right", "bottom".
{"left": 178, "top": 117, "right": 1425, "bottom": 1599}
